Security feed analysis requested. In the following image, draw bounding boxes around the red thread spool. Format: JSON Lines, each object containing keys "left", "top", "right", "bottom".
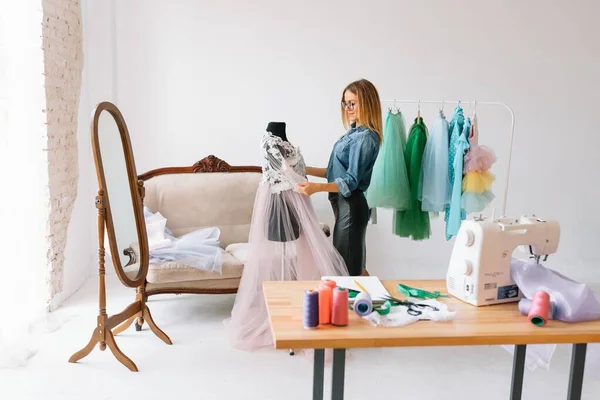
{"left": 317, "top": 284, "right": 332, "bottom": 325}
{"left": 331, "top": 287, "right": 349, "bottom": 326}
{"left": 528, "top": 291, "right": 551, "bottom": 327}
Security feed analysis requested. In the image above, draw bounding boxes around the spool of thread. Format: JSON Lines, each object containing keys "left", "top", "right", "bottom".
{"left": 302, "top": 290, "right": 319, "bottom": 329}
{"left": 317, "top": 284, "right": 332, "bottom": 324}
{"left": 528, "top": 291, "right": 551, "bottom": 327}
{"left": 322, "top": 280, "right": 337, "bottom": 290}
{"left": 320, "top": 281, "right": 335, "bottom": 309}
{"left": 518, "top": 298, "right": 557, "bottom": 320}
{"left": 353, "top": 292, "right": 373, "bottom": 317}
{"left": 331, "top": 287, "right": 349, "bottom": 326}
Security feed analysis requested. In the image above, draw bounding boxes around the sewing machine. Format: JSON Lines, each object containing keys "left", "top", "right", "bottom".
{"left": 446, "top": 215, "right": 560, "bottom": 307}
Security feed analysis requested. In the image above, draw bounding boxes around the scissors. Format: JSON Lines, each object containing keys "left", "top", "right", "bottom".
{"left": 382, "top": 294, "right": 439, "bottom": 316}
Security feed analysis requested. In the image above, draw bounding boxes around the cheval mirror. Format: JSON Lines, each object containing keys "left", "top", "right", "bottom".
{"left": 69, "top": 102, "right": 171, "bottom": 372}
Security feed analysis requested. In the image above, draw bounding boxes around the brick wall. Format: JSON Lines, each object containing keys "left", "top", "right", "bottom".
{"left": 41, "top": 0, "right": 84, "bottom": 302}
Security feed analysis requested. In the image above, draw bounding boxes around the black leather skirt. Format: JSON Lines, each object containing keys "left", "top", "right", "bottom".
{"left": 328, "top": 191, "right": 370, "bottom": 276}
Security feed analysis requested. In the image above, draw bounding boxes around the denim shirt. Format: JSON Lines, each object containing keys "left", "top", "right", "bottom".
{"left": 326, "top": 124, "right": 380, "bottom": 197}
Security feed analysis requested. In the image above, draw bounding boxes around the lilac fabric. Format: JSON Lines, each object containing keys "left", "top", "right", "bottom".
{"left": 502, "top": 259, "right": 600, "bottom": 372}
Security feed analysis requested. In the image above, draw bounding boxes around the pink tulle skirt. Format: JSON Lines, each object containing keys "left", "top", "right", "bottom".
{"left": 463, "top": 145, "right": 497, "bottom": 173}
{"left": 224, "top": 183, "right": 348, "bottom": 351}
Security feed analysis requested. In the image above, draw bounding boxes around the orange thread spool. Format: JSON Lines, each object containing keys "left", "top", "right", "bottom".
{"left": 317, "top": 284, "right": 332, "bottom": 325}
{"left": 321, "top": 280, "right": 336, "bottom": 314}
{"left": 322, "top": 280, "right": 336, "bottom": 290}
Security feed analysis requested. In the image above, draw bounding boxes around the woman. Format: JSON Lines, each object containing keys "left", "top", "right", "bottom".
{"left": 298, "top": 79, "right": 382, "bottom": 276}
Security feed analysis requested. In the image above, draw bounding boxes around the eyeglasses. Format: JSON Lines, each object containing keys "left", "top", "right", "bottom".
{"left": 341, "top": 101, "right": 357, "bottom": 110}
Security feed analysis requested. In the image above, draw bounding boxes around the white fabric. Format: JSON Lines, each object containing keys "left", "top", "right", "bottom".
{"left": 364, "top": 298, "right": 456, "bottom": 327}
{"left": 144, "top": 207, "right": 223, "bottom": 274}
{"left": 145, "top": 208, "right": 172, "bottom": 251}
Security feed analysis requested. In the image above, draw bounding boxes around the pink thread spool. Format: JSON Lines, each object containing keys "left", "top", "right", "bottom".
{"left": 317, "top": 284, "right": 332, "bottom": 325}
{"left": 331, "top": 287, "right": 349, "bottom": 326}
{"left": 528, "top": 291, "right": 551, "bottom": 327}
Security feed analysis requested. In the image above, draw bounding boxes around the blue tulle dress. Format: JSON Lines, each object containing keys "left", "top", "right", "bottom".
{"left": 444, "top": 106, "right": 470, "bottom": 240}
{"left": 365, "top": 111, "right": 410, "bottom": 210}
{"left": 418, "top": 110, "right": 450, "bottom": 213}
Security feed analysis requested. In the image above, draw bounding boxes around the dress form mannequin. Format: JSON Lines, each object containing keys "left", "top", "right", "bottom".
{"left": 266, "top": 122, "right": 301, "bottom": 243}
{"left": 266, "top": 121, "right": 299, "bottom": 356}
{"left": 224, "top": 122, "right": 349, "bottom": 353}
{"left": 266, "top": 121, "right": 288, "bottom": 142}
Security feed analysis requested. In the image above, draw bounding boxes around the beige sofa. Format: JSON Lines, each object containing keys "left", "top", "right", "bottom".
{"left": 137, "top": 155, "right": 329, "bottom": 298}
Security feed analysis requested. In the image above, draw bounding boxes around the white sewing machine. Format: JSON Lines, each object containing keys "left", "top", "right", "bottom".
{"left": 446, "top": 215, "right": 560, "bottom": 307}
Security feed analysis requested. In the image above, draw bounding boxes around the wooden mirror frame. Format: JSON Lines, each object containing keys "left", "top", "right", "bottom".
{"left": 90, "top": 101, "right": 149, "bottom": 287}
{"left": 69, "top": 102, "right": 171, "bottom": 372}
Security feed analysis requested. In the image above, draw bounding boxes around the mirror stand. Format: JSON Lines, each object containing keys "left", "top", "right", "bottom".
{"left": 68, "top": 189, "right": 172, "bottom": 372}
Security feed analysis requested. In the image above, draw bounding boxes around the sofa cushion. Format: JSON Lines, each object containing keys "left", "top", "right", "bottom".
{"left": 146, "top": 249, "right": 243, "bottom": 284}
{"left": 143, "top": 172, "right": 261, "bottom": 248}
{"left": 225, "top": 243, "right": 249, "bottom": 264}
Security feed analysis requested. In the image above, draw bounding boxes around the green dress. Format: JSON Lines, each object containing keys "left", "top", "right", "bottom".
{"left": 365, "top": 111, "right": 410, "bottom": 210}
{"left": 393, "top": 117, "right": 431, "bottom": 240}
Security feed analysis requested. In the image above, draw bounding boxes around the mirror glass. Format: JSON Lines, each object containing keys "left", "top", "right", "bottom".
{"left": 97, "top": 110, "right": 140, "bottom": 279}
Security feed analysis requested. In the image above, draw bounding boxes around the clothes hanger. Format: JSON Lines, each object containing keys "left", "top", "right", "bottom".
{"left": 388, "top": 98, "right": 399, "bottom": 114}
{"left": 417, "top": 100, "right": 421, "bottom": 123}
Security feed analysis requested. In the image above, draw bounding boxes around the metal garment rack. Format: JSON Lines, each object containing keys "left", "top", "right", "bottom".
{"left": 381, "top": 99, "right": 515, "bottom": 217}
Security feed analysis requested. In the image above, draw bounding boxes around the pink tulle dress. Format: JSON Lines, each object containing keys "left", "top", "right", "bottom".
{"left": 224, "top": 131, "right": 348, "bottom": 351}
{"left": 463, "top": 115, "right": 496, "bottom": 173}
{"left": 461, "top": 115, "right": 497, "bottom": 213}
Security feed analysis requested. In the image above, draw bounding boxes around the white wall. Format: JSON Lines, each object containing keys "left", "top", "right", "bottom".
{"left": 110, "top": 0, "right": 599, "bottom": 282}
{"left": 58, "top": 0, "right": 119, "bottom": 305}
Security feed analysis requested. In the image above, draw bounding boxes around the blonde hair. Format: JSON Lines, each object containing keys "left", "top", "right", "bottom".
{"left": 341, "top": 79, "right": 383, "bottom": 144}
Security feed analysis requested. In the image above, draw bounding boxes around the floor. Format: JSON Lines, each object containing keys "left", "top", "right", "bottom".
{"left": 1, "top": 276, "right": 600, "bottom": 400}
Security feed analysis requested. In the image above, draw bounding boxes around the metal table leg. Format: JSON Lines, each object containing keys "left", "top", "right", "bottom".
{"left": 510, "top": 344, "right": 527, "bottom": 400}
{"left": 567, "top": 343, "right": 587, "bottom": 400}
{"left": 313, "top": 349, "right": 324, "bottom": 400}
{"left": 332, "top": 349, "right": 346, "bottom": 400}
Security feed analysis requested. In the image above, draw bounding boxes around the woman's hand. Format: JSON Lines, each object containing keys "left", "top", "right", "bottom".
{"left": 297, "top": 182, "right": 319, "bottom": 196}
{"left": 297, "top": 181, "right": 339, "bottom": 196}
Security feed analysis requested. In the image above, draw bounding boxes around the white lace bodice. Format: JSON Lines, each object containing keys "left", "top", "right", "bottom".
{"left": 261, "top": 132, "right": 307, "bottom": 193}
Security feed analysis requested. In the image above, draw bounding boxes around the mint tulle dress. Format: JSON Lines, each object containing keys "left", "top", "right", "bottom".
{"left": 393, "top": 117, "right": 431, "bottom": 241}
{"left": 365, "top": 111, "right": 410, "bottom": 210}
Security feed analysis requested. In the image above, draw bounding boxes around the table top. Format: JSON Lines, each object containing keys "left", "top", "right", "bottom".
{"left": 263, "top": 279, "right": 600, "bottom": 349}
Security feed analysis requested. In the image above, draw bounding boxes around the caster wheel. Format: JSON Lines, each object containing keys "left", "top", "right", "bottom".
{"left": 289, "top": 350, "right": 295, "bottom": 356}
{"left": 135, "top": 322, "right": 142, "bottom": 332}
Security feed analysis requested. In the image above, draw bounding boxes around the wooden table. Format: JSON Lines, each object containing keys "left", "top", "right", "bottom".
{"left": 263, "top": 279, "right": 600, "bottom": 400}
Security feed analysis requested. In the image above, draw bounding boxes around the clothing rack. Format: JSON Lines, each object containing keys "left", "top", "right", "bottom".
{"left": 381, "top": 99, "right": 515, "bottom": 217}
